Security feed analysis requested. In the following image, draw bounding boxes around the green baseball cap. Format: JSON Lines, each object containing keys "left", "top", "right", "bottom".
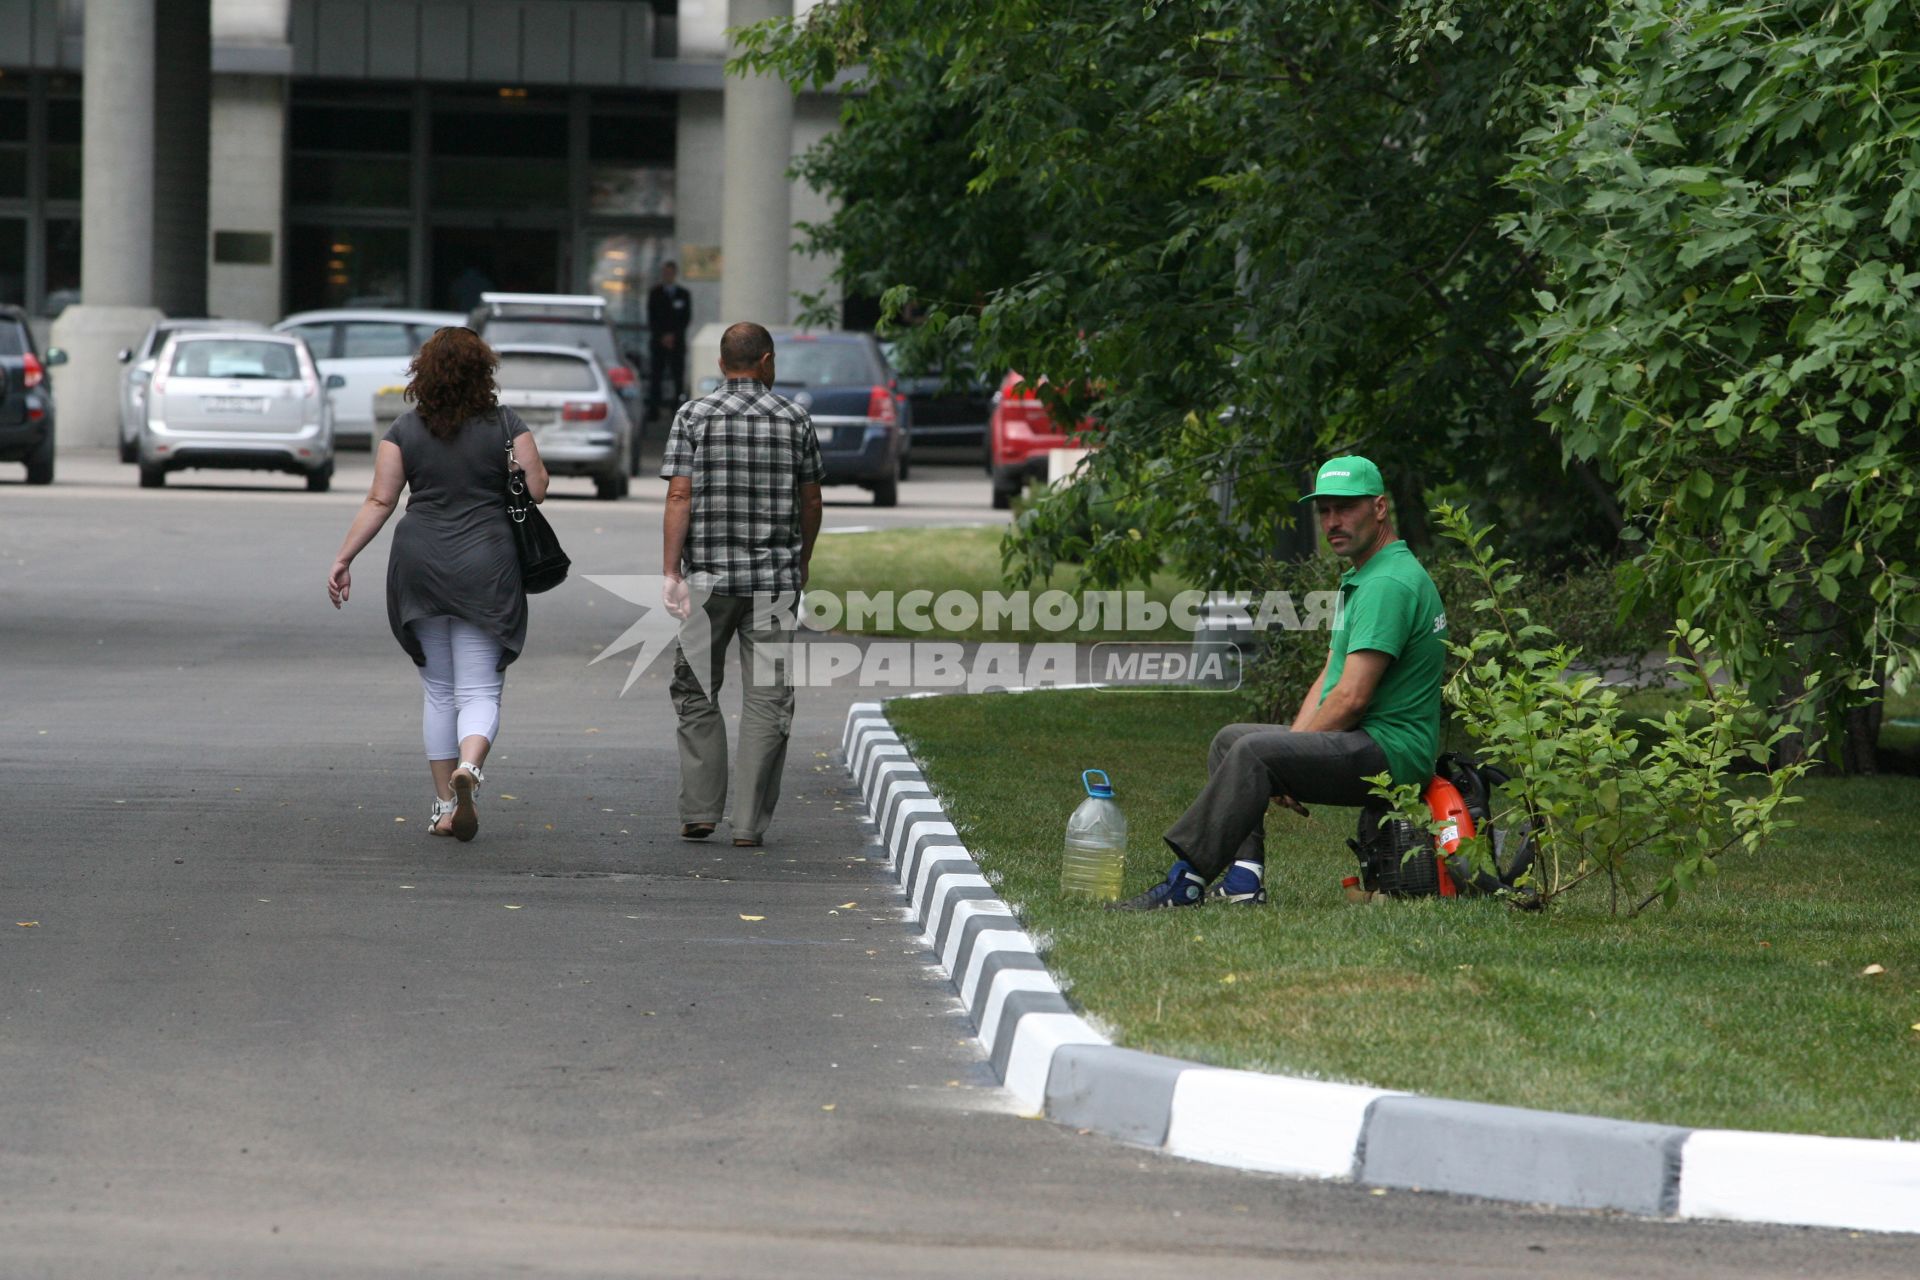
{"left": 1302, "top": 455, "right": 1385, "bottom": 501}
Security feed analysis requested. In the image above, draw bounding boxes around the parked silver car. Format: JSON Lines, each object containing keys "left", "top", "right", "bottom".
{"left": 137, "top": 332, "right": 344, "bottom": 492}
{"left": 273, "top": 309, "right": 465, "bottom": 446}
{"left": 492, "top": 343, "right": 634, "bottom": 500}
{"left": 116, "top": 318, "right": 267, "bottom": 463}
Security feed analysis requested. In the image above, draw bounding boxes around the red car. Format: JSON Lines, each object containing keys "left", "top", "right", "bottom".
{"left": 986, "top": 371, "right": 1099, "bottom": 509}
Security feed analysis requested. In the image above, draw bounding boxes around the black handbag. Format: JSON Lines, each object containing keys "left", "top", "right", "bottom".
{"left": 501, "top": 410, "right": 570, "bottom": 594}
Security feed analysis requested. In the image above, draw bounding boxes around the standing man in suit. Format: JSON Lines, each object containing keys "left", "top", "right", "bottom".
{"left": 647, "top": 261, "right": 693, "bottom": 422}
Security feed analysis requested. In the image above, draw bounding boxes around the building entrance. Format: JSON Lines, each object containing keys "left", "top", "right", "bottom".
{"left": 431, "top": 227, "right": 564, "bottom": 314}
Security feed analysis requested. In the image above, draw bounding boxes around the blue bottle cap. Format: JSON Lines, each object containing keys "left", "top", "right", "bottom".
{"left": 1082, "top": 769, "right": 1114, "bottom": 798}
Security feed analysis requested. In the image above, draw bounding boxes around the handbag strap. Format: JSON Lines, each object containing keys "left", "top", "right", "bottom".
{"left": 501, "top": 408, "right": 529, "bottom": 522}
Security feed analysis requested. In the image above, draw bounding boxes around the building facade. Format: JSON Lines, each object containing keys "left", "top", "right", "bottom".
{"left": 0, "top": 0, "right": 837, "bottom": 446}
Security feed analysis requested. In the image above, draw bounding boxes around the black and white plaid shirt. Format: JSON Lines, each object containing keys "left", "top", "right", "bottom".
{"left": 660, "top": 377, "right": 824, "bottom": 596}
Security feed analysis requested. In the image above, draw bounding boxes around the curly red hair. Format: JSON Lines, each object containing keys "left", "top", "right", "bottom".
{"left": 406, "top": 326, "right": 499, "bottom": 439}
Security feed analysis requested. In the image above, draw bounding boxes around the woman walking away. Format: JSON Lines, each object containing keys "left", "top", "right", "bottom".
{"left": 327, "top": 327, "right": 548, "bottom": 842}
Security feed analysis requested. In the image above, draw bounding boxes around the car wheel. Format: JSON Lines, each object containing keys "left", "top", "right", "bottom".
{"left": 139, "top": 462, "right": 166, "bottom": 489}
{"left": 872, "top": 474, "right": 899, "bottom": 508}
{"left": 991, "top": 483, "right": 1012, "bottom": 510}
{"left": 306, "top": 462, "right": 333, "bottom": 494}
{"left": 595, "top": 472, "right": 625, "bottom": 501}
{"left": 899, "top": 448, "right": 911, "bottom": 482}
{"left": 118, "top": 434, "right": 138, "bottom": 465}
{"left": 25, "top": 432, "right": 54, "bottom": 485}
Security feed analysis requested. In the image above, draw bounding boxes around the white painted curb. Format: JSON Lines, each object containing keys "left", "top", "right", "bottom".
{"left": 841, "top": 700, "right": 1920, "bottom": 1235}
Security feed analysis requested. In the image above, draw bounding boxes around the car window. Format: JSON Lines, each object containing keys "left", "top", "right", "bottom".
{"left": 340, "top": 322, "right": 413, "bottom": 359}
{"left": 774, "top": 340, "right": 874, "bottom": 387}
{"left": 407, "top": 323, "right": 453, "bottom": 351}
{"left": 281, "top": 323, "right": 336, "bottom": 359}
{"left": 0, "top": 322, "right": 29, "bottom": 357}
{"left": 481, "top": 320, "right": 619, "bottom": 365}
{"left": 496, "top": 352, "right": 598, "bottom": 392}
{"left": 171, "top": 340, "right": 301, "bottom": 380}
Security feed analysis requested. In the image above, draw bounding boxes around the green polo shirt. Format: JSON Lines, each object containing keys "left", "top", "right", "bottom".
{"left": 1321, "top": 540, "right": 1448, "bottom": 786}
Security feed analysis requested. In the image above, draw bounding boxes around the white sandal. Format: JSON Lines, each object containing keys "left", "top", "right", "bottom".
{"left": 449, "top": 761, "right": 484, "bottom": 843}
{"left": 428, "top": 795, "right": 457, "bottom": 837}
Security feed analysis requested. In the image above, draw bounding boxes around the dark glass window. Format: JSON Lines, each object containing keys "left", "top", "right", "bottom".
{"left": 290, "top": 106, "right": 410, "bottom": 154}
{"left": 47, "top": 97, "right": 81, "bottom": 201}
{"left": 431, "top": 157, "right": 567, "bottom": 209}
{"left": 0, "top": 98, "right": 27, "bottom": 143}
{"left": 431, "top": 109, "right": 566, "bottom": 159}
{"left": 46, "top": 218, "right": 80, "bottom": 308}
{"left": 589, "top": 114, "right": 674, "bottom": 165}
{"left": 0, "top": 219, "right": 24, "bottom": 307}
{"left": 288, "top": 225, "right": 410, "bottom": 312}
{"left": 290, "top": 156, "right": 410, "bottom": 208}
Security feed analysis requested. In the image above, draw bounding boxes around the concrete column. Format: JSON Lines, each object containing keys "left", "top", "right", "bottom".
{"left": 50, "top": 0, "right": 164, "bottom": 449}
{"left": 719, "top": 0, "right": 794, "bottom": 329}
{"left": 206, "top": 74, "right": 288, "bottom": 324}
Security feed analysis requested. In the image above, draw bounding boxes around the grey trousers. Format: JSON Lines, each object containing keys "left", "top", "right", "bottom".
{"left": 669, "top": 592, "right": 797, "bottom": 840}
{"left": 1163, "top": 723, "right": 1390, "bottom": 881}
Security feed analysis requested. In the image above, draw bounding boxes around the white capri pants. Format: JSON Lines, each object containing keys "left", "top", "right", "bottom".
{"left": 414, "top": 615, "right": 504, "bottom": 760}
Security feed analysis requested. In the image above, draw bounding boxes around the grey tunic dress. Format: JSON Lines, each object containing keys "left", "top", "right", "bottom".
{"left": 384, "top": 406, "right": 529, "bottom": 671}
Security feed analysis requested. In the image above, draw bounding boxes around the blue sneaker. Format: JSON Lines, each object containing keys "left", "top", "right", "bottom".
{"left": 1207, "top": 859, "right": 1268, "bottom": 905}
{"left": 1109, "top": 859, "right": 1207, "bottom": 911}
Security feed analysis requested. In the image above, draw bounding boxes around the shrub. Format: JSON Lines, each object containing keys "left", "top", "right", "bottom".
{"left": 1374, "top": 504, "right": 1808, "bottom": 913}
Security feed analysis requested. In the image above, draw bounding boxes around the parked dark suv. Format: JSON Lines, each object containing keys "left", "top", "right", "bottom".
{"left": 0, "top": 306, "right": 67, "bottom": 484}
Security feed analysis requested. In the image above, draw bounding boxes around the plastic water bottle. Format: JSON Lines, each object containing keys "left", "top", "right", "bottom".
{"left": 1061, "top": 769, "right": 1128, "bottom": 901}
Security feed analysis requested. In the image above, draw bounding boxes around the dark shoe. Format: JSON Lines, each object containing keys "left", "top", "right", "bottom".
{"left": 1109, "top": 859, "right": 1206, "bottom": 911}
{"left": 1207, "top": 859, "right": 1268, "bottom": 905}
{"left": 681, "top": 822, "right": 716, "bottom": 840}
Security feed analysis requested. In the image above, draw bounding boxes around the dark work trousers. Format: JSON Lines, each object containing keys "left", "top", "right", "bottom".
{"left": 1163, "top": 723, "right": 1390, "bottom": 881}
{"left": 648, "top": 336, "right": 686, "bottom": 417}
{"left": 669, "top": 593, "right": 798, "bottom": 842}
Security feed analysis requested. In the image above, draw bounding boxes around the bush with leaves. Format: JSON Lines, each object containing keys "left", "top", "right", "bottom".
{"left": 1240, "top": 546, "right": 1668, "bottom": 726}
{"left": 1372, "top": 504, "right": 1807, "bottom": 913}
{"left": 1504, "top": 0, "right": 1920, "bottom": 769}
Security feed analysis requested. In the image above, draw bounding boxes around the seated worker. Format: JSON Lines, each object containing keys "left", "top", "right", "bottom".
{"left": 1113, "top": 455, "right": 1447, "bottom": 910}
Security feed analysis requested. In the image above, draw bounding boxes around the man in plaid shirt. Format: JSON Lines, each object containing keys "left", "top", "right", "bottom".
{"left": 660, "top": 322, "right": 825, "bottom": 847}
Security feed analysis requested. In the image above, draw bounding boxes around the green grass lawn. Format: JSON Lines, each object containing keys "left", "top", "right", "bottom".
{"left": 886, "top": 688, "right": 1920, "bottom": 1139}
{"left": 808, "top": 526, "right": 1197, "bottom": 642}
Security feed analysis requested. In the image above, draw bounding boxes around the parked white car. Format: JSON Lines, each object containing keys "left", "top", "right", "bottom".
{"left": 492, "top": 343, "right": 636, "bottom": 500}
{"left": 137, "top": 331, "right": 343, "bottom": 491}
{"left": 116, "top": 319, "right": 267, "bottom": 463}
{"left": 272, "top": 309, "right": 464, "bottom": 446}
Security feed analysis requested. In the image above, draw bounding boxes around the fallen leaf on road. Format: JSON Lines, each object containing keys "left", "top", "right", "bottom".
{"left": 1862, "top": 964, "right": 1887, "bottom": 976}
{"left": 504, "top": 905, "right": 524, "bottom": 911}
{"left": 739, "top": 914, "right": 765, "bottom": 922}
{"left": 394, "top": 817, "right": 406, "bottom": 823}
{"left": 583, "top": 727, "right": 601, "bottom": 734}
{"left": 544, "top": 824, "right": 554, "bottom": 831}
{"left": 837, "top": 902, "right": 858, "bottom": 910}
{"left": 499, "top": 794, "right": 517, "bottom": 801}
{"left": 821, "top": 1104, "right": 836, "bottom": 1112}
{"left": 400, "top": 885, "right": 415, "bottom": 890}
{"left": 17, "top": 921, "right": 38, "bottom": 927}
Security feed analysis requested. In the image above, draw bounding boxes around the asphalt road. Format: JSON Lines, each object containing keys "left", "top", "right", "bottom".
{"left": 2, "top": 452, "right": 1914, "bottom": 1277}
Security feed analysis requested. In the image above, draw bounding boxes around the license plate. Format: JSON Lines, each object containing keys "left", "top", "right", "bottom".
{"left": 204, "top": 396, "right": 268, "bottom": 414}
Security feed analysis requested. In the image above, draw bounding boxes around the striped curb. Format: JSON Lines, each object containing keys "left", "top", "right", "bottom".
{"left": 841, "top": 700, "right": 1920, "bottom": 1235}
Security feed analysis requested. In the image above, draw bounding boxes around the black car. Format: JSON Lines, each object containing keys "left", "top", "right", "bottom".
{"left": 772, "top": 332, "right": 912, "bottom": 507}
{"left": 882, "top": 340, "right": 993, "bottom": 450}
{"left": 0, "top": 306, "right": 66, "bottom": 485}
